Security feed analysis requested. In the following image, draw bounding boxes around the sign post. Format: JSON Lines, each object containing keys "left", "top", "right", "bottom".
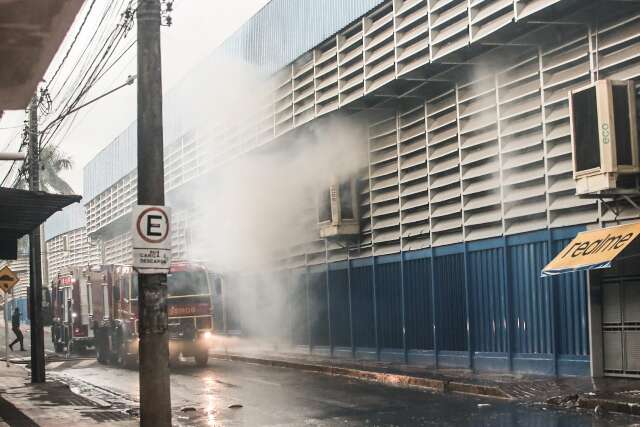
{"left": 132, "top": 205, "right": 172, "bottom": 274}
{"left": 4, "top": 294, "right": 7, "bottom": 367}
{"left": 0, "top": 266, "right": 20, "bottom": 367}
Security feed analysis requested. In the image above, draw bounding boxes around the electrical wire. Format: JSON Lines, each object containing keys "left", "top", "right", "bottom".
{"left": 40, "top": 1, "right": 136, "bottom": 152}
{"left": 44, "top": 0, "right": 99, "bottom": 93}
{"left": 8, "top": 0, "right": 136, "bottom": 189}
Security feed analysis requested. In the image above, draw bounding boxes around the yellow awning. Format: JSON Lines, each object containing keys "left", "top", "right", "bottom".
{"left": 542, "top": 223, "right": 640, "bottom": 277}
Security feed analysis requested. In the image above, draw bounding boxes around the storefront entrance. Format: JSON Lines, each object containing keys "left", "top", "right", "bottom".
{"left": 602, "top": 277, "right": 640, "bottom": 377}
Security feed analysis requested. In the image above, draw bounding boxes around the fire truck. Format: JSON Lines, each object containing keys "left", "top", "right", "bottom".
{"left": 89, "top": 261, "right": 215, "bottom": 367}
{"left": 50, "top": 267, "right": 95, "bottom": 353}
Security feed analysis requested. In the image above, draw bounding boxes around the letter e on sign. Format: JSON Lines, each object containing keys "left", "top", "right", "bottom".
{"left": 132, "top": 205, "right": 172, "bottom": 274}
{"left": 136, "top": 208, "right": 169, "bottom": 244}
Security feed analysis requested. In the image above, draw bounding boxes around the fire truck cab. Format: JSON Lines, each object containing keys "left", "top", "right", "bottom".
{"left": 89, "top": 262, "right": 215, "bottom": 367}
{"left": 50, "top": 267, "right": 95, "bottom": 353}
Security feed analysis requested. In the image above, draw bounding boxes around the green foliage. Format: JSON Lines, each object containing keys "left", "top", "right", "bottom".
{"left": 15, "top": 146, "right": 74, "bottom": 195}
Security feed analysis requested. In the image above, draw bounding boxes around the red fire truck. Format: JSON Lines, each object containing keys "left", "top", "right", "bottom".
{"left": 51, "top": 267, "right": 95, "bottom": 353}
{"left": 89, "top": 261, "right": 215, "bottom": 367}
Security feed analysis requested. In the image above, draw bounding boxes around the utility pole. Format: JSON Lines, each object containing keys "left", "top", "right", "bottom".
{"left": 137, "top": 1, "right": 171, "bottom": 425}
{"left": 27, "top": 95, "right": 46, "bottom": 383}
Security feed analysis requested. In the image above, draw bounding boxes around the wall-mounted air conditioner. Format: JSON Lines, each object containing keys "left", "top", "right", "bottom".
{"left": 570, "top": 79, "right": 638, "bottom": 195}
{"left": 317, "top": 176, "right": 359, "bottom": 239}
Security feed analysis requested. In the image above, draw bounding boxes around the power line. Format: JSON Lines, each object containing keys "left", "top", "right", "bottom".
{"left": 51, "top": 0, "right": 123, "bottom": 103}
{"left": 44, "top": 0, "right": 99, "bottom": 92}
{"left": 6, "top": 0, "right": 135, "bottom": 189}
{"left": 39, "top": 1, "right": 136, "bottom": 155}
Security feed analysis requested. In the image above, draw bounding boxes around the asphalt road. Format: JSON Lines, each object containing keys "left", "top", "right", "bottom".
{"left": 1, "top": 319, "right": 638, "bottom": 426}
{"left": 44, "top": 357, "right": 640, "bottom": 426}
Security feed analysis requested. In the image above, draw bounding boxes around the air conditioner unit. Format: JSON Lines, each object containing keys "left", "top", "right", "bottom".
{"left": 317, "top": 176, "right": 359, "bottom": 239}
{"left": 570, "top": 79, "right": 638, "bottom": 195}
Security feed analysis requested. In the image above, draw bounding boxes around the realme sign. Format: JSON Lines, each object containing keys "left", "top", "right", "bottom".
{"left": 542, "top": 223, "right": 640, "bottom": 277}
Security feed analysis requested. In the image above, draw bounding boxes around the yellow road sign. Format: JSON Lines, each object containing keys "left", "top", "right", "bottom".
{"left": 0, "top": 266, "right": 19, "bottom": 293}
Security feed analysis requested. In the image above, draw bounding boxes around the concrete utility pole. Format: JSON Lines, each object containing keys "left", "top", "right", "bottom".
{"left": 137, "top": 1, "right": 171, "bottom": 425}
{"left": 27, "top": 95, "right": 46, "bottom": 383}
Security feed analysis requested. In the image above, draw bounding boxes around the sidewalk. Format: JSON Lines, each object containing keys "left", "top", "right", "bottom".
{"left": 209, "top": 341, "right": 640, "bottom": 417}
{"left": 0, "top": 362, "right": 136, "bottom": 426}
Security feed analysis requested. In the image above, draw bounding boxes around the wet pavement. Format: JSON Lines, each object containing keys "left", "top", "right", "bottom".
{"left": 48, "top": 357, "right": 640, "bottom": 426}
{"left": 3, "top": 320, "right": 640, "bottom": 425}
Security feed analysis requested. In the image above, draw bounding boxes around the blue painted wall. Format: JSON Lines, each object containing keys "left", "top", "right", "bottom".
{"left": 225, "top": 225, "right": 591, "bottom": 376}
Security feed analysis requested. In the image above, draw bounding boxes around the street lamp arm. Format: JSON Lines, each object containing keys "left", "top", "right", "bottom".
{"left": 40, "top": 75, "right": 137, "bottom": 142}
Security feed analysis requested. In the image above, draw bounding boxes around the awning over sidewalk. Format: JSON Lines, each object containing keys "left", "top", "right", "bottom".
{"left": 0, "top": 187, "right": 81, "bottom": 241}
{"left": 542, "top": 223, "right": 640, "bottom": 277}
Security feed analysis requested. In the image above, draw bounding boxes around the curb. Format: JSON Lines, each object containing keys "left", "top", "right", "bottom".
{"left": 209, "top": 353, "right": 511, "bottom": 400}
{"left": 577, "top": 396, "right": 640, "bottom": 416}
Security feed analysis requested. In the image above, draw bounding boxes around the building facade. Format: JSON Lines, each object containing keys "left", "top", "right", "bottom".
{"left": 52, "top": 0, "right": 640, "bottom": 377}
{"left": 1, "top": 255, "right": 30, "bottom": 325}
{"left": 44, "top": 204, "right": 100, "bottom": 284}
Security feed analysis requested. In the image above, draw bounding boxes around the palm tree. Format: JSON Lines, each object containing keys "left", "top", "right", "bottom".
{"left": 15, "top": 145, "right": 74, "bottom": 195}
{"left": 16, "top": 146, "right": 74, "bottom": 255}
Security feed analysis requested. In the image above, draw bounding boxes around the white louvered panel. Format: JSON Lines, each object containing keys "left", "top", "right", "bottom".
{"left": 594, "top": 15, "right": 640, "bottom": 82}
{"left": 469, "top": 0, "right": 514, "bottom": 43}
{"left": 515, "top": 0, "right": 562, "bottom": 21}
{"left": 496, "top": 53, "right": 546, "bottom": 235}
{"left": 369, "top": 114, "right": 401, "bottom": 252}
{"left": 314, "top": 39, "right": 340, "bottom": 117}
{"left": 597, "top": 14, "right": 640, "bottom": 225}
{"left": 541, "top": 32, "right": 597, "bottom": 227}
{"left": 328, "top": 238, "right": 348, "bottom": 262}
{"left": 257, "top": 90, "right": 275, "bottom": 142}
{"left": 428, "top": 0, "right": 469, "bottom": 61}
{"left": 274, "top": 67, "right": 294, "bottom": 136}
{"left": 394, "top": 0, "right": 430, "bottom": 77}
{"left": 370, "top": 130, "right": 396, "bottom": 152}
{"left": 427, "top": 89, "right": 462, "bottom": 245}
{"left": 398, "top": 105, "right": 429, "bottom": 250}
{"left": 305, "top": 239, "right": 326, "bottom": 266}
{"left": 458, "top": 75, "right": 501, "bottom": 241}
{"left": 338, "top": 21, "right": 365, "bottom": 107}
{"left": 364, "top": 3, "right": 396, "bottom": 94}
{"left": 293, "top": 55, "right": 315, "bottom": 127}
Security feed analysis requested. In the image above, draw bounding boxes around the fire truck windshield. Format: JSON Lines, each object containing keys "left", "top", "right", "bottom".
{"left": 167, "top": 271, "right": 209, "bottom": 297}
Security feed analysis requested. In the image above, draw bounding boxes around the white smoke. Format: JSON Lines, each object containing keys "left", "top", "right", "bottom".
{"left": 178, "top": 56, "right": 367, "bottom": 342}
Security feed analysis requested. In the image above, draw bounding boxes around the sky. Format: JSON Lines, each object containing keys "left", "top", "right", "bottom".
{"left": 0, "top": 0, "right": 270, "bottom": 193}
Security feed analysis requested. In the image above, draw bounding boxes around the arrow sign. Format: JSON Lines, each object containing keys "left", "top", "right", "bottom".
{"left": 0, "top": 266, "right": 19, "bottom": 293}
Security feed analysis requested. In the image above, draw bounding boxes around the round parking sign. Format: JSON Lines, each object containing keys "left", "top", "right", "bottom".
{"left": 136, "top": 207, "right": 170, "bottom": 244}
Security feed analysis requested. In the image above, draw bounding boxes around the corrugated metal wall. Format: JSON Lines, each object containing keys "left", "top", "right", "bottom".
{"left": 468, "top": 247, "right": 507, "bottom": 353}
{"left": 404, "top": 257, "right": 432, "bottom": 351}
{"left": 44, "top": 202, "right": 86, "bottom": 241}
{"left": 434, "top": 253, "right": 467, "bottom": 352}
{"left": 350, "top": 264, "right": 376, "bottom": 349}
{"left": 225, "top": 225, "right": 591, "bottom": 376}
{"left": 221, "top": 0, "right": 384, "bottom": 75}
{"left": 328, "top": 268, "right": 350, "bottom": 348}
{"left": 553, "top": 239, "right": 590, "bottom": 357}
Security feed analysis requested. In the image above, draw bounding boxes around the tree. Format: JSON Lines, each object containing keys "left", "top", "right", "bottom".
{"left": 16, "top": 146, "right": 74, "bottom": 255}
{"left": 15, "top": 145, "right": 74, "bottom": 195}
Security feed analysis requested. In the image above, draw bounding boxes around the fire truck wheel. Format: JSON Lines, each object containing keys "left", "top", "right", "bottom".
{"left": 195, "top": 351, "right": 208, "bottom": 367}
